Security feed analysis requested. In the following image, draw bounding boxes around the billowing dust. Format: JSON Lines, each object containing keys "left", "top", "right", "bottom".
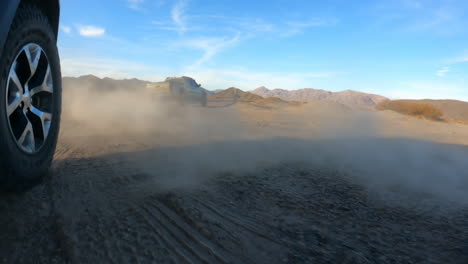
{"left": 61, "top": 83, "right": 468, "bottom": 209}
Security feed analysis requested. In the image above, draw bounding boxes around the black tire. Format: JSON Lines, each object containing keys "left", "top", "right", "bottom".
{"left": 0, "top": 4, "right": 61, "bottom": 192}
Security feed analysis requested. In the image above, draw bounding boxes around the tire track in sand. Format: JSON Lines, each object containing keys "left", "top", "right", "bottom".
{"left": 134, "top": 196, "right": 237, "bottom": 264}
{"left": 189, "top": 195, "right": 306, "bottom": 251}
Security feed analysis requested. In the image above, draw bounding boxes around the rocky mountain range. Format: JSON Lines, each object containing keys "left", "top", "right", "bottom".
{"left": 63, "top": 75, "right": 151, "bottom": 91}
{"left": 211, "top": 87, "right": 263, "bottom": 101}
{"left": 251, "top": 86, "right": 388, "bottom": 107}
{"left": 61, "top": 76, "right": 468, "bottom": 119}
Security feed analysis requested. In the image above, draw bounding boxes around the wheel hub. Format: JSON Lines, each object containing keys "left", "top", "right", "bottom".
{"left": 22, "top": 93, "right": 32, "bottom": 109}
{"left": 5, "top": 43, "right": 54, "bottom": 154}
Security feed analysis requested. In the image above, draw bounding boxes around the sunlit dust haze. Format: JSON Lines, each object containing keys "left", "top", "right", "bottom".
{"left": 60, "top": 81, "right": 468, "bottom": 211}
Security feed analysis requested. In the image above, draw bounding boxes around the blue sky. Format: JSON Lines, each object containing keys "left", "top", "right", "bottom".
{"left": 59, "top": 0, "right": 468, "bottom": 100}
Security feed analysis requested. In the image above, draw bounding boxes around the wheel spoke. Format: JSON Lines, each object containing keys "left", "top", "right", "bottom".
{"left": 7, "top": 96, "right": 21, "bottom": 116}
{"left": 30, "top": 66, "right": 53, "bottom": 96}
{"left": 6, "top": 43, "right": 53, "bottom": 153}
{"left": 18, "top": 121, "right": 35, "bottom": 152}
{"left": 30, "top": 106, "right": 52, "bottom": 140}
{"left": 24, "top": 44, "right": 41, "bottom": 76}
{"left": 9, "top": 68, "right": 24, "bottom": 94}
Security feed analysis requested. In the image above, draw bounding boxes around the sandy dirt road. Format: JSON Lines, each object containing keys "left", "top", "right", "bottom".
{"left": 0, "top": 96, "right": 467, "bottom": 263}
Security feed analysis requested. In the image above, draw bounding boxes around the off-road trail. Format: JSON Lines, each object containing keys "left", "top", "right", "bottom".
{"left": 1, "top": 97, "right": 467, "bottom": 264}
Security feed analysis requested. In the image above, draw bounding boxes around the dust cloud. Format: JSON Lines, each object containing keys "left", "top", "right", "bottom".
{"left": 62, "top": 82, "right": 244, "bottom": 141}
{"left": 61, "top": 82, "right": 468, "bottom": 210}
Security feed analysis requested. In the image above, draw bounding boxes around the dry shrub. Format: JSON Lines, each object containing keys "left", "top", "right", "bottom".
{"left": 448, "top": 120, "right": 468, "bottom": 126}
{"left": 376, "top": 100, "right": 444, "bottom": 120}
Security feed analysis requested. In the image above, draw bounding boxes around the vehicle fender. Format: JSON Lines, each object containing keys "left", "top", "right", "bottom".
{"left": 0, "top": 0, "right": 20, "bottom": 57}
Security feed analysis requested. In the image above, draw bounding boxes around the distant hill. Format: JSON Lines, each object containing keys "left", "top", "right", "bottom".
{"left": 207, "top": 89, "right": 224, "bottom": 95}
{"left": 388, "top": 99, "right": 468, "bottom": 122}
{"left": 211, "top": 87, "right": 263, "bottom": 102}
{"left": 210, "top": 87, "right": 305, "bottom": 108}
{"left": 251, "top": 86, "right": 387, "bottom": 107}
{"left": 63, "top": 75, "right": 151, "bottom": 91}
{"left": 254, "top": 96, "right": 290, "bottom": 105}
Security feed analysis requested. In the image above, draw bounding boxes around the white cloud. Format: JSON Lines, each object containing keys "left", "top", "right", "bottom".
{"left": 185, "top": 34, "right": 241, "bottom": 68}
{"left": 440, "top": 51, "right": 468, "bottom": 66}
{"left": 162, "top": 14, "right": 335, "bottom": 67}
{"left": 282, "top": 18, "right": 338, "bottom": 37}
{"left": 412, "top": 8, "right": 455, "bottom": 31}
{"left": 454, "top": 56, "right": 468, "bottom": 63}
{"left": 128, "top": 0, "right": 144, "bottom": 10}
{"left": 244, "top": 19, "right": 275, "bottom": 33}
{"left": 376, "top": 0, "right": 465, "bottom": 36}
{"left": 401, "top": 0, "right": 423, "bottom": 9}
{"left": 436, "top": 66, "right": 449, "bottom": 77}
{"left": 77, "top": 25, "right": 105, "bottom": 37}
{"left": 171, "top": 0, "right": 188, "bottom": 33}
{"left": 228, "top": 17, "right": 276, "bottom": 34}
{"left": 194, "top": 15, "right": 335, "bottom": 38}
{"left": 60, "top": 25, "right": 72, "bottom": 34}
{"left": 405, "top": 6, "right": 464, "bottom": 35}
{"left": 151, "top": 20, "right": 167, "bottom": 25}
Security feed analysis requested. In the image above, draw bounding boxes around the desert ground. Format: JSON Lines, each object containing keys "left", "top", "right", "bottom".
{"left": 0, "top": 85, "right": 467, "bottom": 263}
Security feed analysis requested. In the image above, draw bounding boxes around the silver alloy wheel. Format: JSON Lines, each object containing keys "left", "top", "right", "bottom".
{"left": 5, "top": 43, "right": 53, "bottom": 154}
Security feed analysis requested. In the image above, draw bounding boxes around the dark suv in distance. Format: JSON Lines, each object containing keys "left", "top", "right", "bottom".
{"left": 0, "top": 0, "right": 61, "bottom": 191}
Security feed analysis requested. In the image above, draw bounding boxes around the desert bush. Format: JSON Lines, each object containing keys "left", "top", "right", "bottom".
{"left": 376, "top": 100, "right": 444, "bottom": 120}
